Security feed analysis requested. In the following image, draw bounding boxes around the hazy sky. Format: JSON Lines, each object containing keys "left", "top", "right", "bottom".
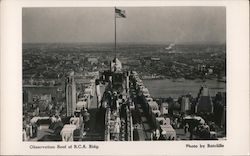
{"left": 23, "top": 7, "right": 226, "bottom": 44}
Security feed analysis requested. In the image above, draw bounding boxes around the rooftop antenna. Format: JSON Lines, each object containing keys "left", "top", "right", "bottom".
{"left": 114, "top": 7, "right": 126, "bottom": 60}
{"left": 114, "top": 7, "right": 117, "bottom": 59}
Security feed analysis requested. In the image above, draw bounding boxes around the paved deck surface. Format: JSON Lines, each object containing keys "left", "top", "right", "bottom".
{"left": 82, "top": 84, "right": 106, "bottom": 141}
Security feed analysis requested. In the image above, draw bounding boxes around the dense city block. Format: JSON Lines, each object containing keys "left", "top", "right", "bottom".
{"left": 23, "top": 43, "right": 226, "bottom": 141}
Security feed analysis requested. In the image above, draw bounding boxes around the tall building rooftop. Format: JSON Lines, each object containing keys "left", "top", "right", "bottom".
{"left": 196, "top": 86, "right": 213, "bottom": 113}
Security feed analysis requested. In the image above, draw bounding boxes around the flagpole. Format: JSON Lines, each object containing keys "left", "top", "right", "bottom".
{"left": 114, "top": 7, "right": 117, "bottom": 58}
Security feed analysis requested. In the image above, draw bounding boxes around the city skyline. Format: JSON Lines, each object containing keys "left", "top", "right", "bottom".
{"left": 22, "top": 6, "right": 227, "bottom": 142}
{"left": 23, "top": 7, "right": 226, "bottom": 44}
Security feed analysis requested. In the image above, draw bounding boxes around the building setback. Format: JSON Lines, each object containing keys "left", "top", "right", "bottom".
{"left": 195, "top": 86, "right": 213, "bottom": 113}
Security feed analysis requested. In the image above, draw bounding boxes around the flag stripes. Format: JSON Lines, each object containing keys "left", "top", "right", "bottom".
{"left": 115, "top": 8, "right": 126, "bottom": 18}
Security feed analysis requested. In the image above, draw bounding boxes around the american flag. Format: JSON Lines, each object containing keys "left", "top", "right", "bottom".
{"left": 115, "top": 8, "right": 126, "bottom": 18}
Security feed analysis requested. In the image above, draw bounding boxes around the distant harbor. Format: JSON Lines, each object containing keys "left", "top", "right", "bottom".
{"left": 143, "top": 78, "right": 226, "bottom": 98}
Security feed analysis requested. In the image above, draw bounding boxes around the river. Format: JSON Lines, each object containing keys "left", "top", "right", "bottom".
{"left": 143, "top": 79, "right": 226, "bottom": 98}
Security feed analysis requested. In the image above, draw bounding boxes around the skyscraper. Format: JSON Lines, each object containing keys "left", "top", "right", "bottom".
{"left": 181, "top": 96, "right": 191, "bottom": 113}
{"left": 66, "top": 72, "right": 76, "bottom": 116}
{"left": 195, "top": 86, "right": 213, "bottom": 113}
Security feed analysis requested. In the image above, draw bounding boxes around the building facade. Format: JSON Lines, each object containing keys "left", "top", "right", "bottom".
{"left": 66, "top": 74, "right": 77, "bottom": 116}
{"left": 195, "top": 86, "right": 213, "bottom": 113}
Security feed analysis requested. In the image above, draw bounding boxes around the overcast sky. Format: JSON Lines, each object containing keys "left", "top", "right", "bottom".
{"left": 22, "top": 7, "right": 226, "bottom": 44}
